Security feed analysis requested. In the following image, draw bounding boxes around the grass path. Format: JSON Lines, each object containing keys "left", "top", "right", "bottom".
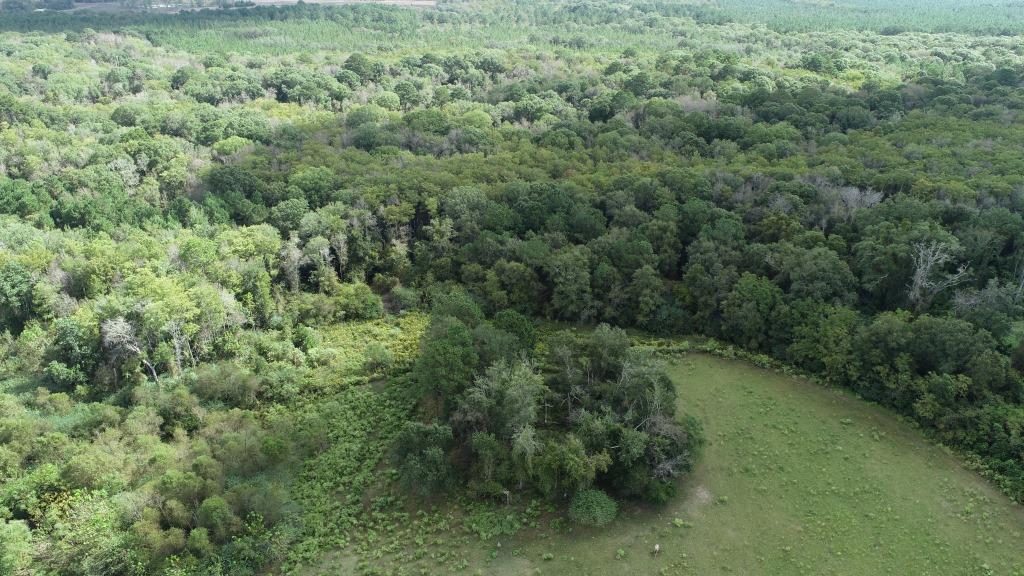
{"left": 475, "top": 353, "right": 1024, "bottom": 576}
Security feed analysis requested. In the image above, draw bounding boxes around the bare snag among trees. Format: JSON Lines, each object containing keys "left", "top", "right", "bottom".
{"left": 908, "top": 241, "right": 969, "bottom": 311}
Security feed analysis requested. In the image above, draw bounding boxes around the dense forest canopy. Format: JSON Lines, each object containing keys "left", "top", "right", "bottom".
{"left": 0, "top": 0, "right": 1023, "bottom": 574}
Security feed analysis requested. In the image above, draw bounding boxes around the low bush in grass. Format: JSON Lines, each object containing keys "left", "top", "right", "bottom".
{"left": 569, "top": 489, "right": 618, "bottom": 527}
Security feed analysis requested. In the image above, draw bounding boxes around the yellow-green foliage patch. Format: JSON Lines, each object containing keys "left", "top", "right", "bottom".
{"left": 307, "top": 312, "right": 429, "bottom": 391}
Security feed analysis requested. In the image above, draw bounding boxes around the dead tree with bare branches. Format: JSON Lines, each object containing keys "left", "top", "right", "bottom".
{"left": 102, "top": 316, "right": 160, "bottom": 384}
{"left": 908, "top": 241, "right": 969, "bottom": 312}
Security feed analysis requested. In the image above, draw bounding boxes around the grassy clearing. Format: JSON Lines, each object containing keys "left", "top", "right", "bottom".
{"left": 444, "top": 353, "right": 1024, "bottom": 576}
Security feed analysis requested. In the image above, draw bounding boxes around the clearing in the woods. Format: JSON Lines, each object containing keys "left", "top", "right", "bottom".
{"left": 452, "top": 353, "right": 1024, "bottom": 576}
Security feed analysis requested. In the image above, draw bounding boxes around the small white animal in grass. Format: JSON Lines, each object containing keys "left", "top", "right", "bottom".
{"left": 653, "top": 543, "right": 661, "bottom": 556}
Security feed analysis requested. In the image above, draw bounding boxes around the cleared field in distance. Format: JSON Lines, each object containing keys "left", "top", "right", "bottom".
{"left": 64, "top": 0, "right": 434, "bottom": 14}
{"left": 242, "top": 0, "right": 434, "bottom": 6}
{"left": 471, "top": 354, "right": 1024, "bottom": 575}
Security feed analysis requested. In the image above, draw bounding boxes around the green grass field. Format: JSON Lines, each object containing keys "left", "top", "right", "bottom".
{"left": 454, "top": 353, "right": 1024, "bottom": 576}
